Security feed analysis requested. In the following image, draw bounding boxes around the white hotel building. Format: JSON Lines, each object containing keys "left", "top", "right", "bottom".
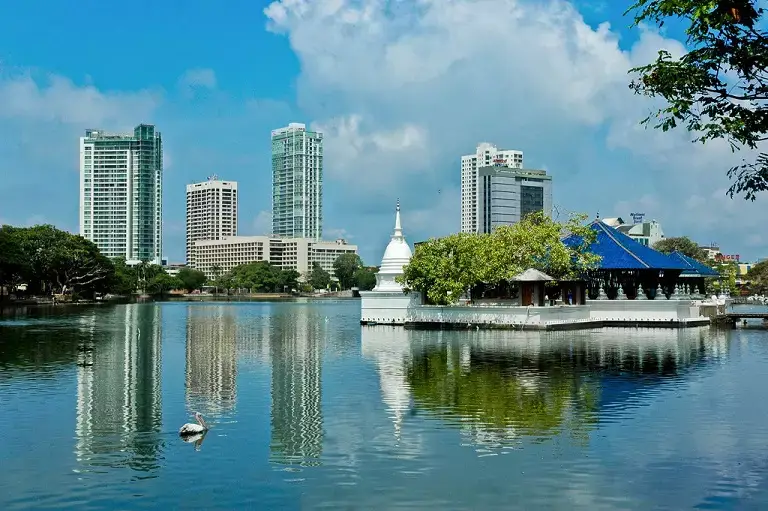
{"left": 186, "top": 177, "right": 238, "bottom": 266}
{"left": 191, "top": 236, "right": 357, "bottom": 280}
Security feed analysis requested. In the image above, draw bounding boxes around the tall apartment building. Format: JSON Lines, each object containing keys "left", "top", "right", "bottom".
{"left": 476, "top": 166, "right": 553, "bottom": 233}
{"left": 185, "top": 176, "right": 238, "bottom": 266}
{"left": 271, "top": 123, "right": 323, "bottom": 239}
{"left": 190, "top": 236, "right": 357, "bottom": 280}
{"left": 79, "top": 124, "right": 163, "bottom": 264}
{"left": 461, "top": 143, "right": 523, "bottom": 233}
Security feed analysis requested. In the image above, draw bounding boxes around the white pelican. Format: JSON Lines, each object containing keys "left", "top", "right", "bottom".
{"left": 179, "top": 412, "right": 209, "bottom": 436}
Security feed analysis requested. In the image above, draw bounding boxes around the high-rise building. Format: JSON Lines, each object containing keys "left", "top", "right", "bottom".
{"left": 476, "top": 166, "right": 553, "bottom": 233}
{"left": 461, "top": 143, "right": 523, "bottom": 233}
{"left": 185, "top": 176, "right": 238, "bottom": 266}
{"left": 79, "top": 124, "right": 163, "bottom": 264}
{"left": 271, "top": 123, "right": 323, "bottom": 239}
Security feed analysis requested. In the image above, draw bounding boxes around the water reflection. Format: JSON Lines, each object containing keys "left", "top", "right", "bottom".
{"left": 363, "top": 327, "right": 730, "bottom": 454}
{"left": 185, "top": 306, "right": 237, "bottom": 416}
{"left": 75, "top": 304, "right": 163, "bottom": 472}
{"left": 269, "top": 306, "right": 324, "bottom": 467}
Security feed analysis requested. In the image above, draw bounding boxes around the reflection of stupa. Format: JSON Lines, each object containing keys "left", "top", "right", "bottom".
{"left": 360, "top": 327, "right": 414, "bottom": 442}
{"left": 75, "top": 304, "right": 163, "bottom": 471}
{"left": 185, "top": 305, "right": 237, "bottom": 415}
{"left": 360, "top": 200, "right": 420, "bottom": 325}
{"left": 269, "top": 306, "right": 323, "bottom": 466}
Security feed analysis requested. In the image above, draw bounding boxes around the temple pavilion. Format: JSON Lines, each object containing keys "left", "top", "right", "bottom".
{"left": 564, "top": 220, "right": 701, "bottom": 300}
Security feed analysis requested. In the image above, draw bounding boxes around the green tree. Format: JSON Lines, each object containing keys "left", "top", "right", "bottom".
{"left": 746, "top": 259, "right": 768, "bottom": 294}
{"left": 0, "top": 226, "right": 28, "bottom": 299}
{"left": 226, "top": 261, "right": 298, "bottom": 293}
{"left": 108, "top": 257, "right": 139, "bottom": 295}
{"left": 177, "top": 268, "right": 207, "bottom": 292}
{"left": 398, "top": 212, "right": 599, "bottom": 305}
{"left": 653, "top": 236, "right": 708, "bottom": 261}
{"left": 209, "top": 265, "right": 223, "bottom": 294}
{"left": 333, "top": 253, "right": 364, "bottom": 290}
{"left": 15, "top": 225, "right": 115, "bottom": 296}
{"left": 354, "top": 266, "right": 378, "bottom": 291}
{"left": 708, "top": 260, "right": 738, "bottom": 294}
{"left": 626, "top": 0, "right": 768, "bottom": 200}
{"left": 308, "top": 262, "right": 331, "bottom": 290}
{"left": 146, "top": 272, "right": 182, "bottom": 296}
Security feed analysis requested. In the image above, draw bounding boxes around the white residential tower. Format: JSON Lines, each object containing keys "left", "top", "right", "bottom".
{"left": 79, "top": 124, "right": 163, "bottom": 264}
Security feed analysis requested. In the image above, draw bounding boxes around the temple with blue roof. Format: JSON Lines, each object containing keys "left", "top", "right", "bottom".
{"left": 563, "top": 219, "right": 718, "bottom": 300}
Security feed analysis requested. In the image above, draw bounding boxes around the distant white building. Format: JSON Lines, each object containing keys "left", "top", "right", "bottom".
{"left": 190, "top": 236, "right": 357, "bottom": 280}
{"left": 476, "top": 166, "right": 553, "bottom": 233}
{"left": 602, "top": 217, "right": 665, "bottom": 247}
{"left": 461, "top": 143, "right": 523, "bottom": 233}
{"left": 186, "top": 177, "right": 238, "bottom": 266}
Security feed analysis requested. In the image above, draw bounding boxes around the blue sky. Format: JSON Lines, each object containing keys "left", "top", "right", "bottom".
{"left": 0, "top": 0, "right": 766, "bottom": 264}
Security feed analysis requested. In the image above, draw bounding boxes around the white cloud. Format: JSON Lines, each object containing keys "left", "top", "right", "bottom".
{"left": 264, "top": 0, "right": 768, "bottom": 259}
{"left": 177, "top": 68, "right": 217, "bottom": 93}
{"left": 0, "top": 71, "right": 159, "bottom": 126}
{"left": 325, "top": 227, "right": 355, "bottom": 240}
{"left": 252, "top": 210, "right": 272, "bottom": 235}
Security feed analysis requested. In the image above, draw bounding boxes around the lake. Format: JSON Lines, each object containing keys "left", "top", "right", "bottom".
{"left": 2, "top": 300, "right": 768, "bottom": 510}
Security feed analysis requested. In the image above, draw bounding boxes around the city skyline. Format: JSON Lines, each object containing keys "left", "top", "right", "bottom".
{"left": 2, "top": 1, "right": 766, "bottom": 265}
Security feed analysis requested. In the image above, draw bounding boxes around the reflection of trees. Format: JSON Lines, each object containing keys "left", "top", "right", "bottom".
{"left": 404, "top": 328, "right": 729, "bottom": 449}
{"left": 185, "top": 306, "right": 237, "bottom": 416}
{"left": 75, "top": 304, "right": 163, "bottom": 473}
{"left": 269, "top": 306, "right": 324, "bottom": 467}
{"left": 406, "top": 342, "right": 600, "bottom": 443}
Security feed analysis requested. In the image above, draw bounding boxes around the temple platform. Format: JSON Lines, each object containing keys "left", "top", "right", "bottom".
{"left": 360, "top": 299, "right": 712, "bottom": 330}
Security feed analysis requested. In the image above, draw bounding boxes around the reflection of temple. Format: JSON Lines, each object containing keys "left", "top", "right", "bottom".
{"left": 269, "top": 306, "right": 324, "bottom": 466}
{"left": 364, "top": 327, "right": 730, "bottom": 453}
{"left": 185, "top": 305, "right": 237, "bottom": 415}
{"left": 75, "top": 304, "right": 163, "bottom": 471}
{"left": 360, "top": 327, "right": 414, "bottom": 442}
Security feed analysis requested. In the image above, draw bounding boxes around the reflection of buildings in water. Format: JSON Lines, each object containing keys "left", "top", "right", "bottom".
{"left": 75, "top": 304, "right": 163, "bottom": 471}
{"left": 269, "top": 306, "right": 324, "bottom": 466}
{"left": 234, "top": 311, "right": 273, "bottom": 365}
{"left": 185, "top": 306, "right": 237, "bottom": 415}
{"left": 397, "top": 327, "right": 730, "bottom": 452}
{"left": 360, "top": 327, "right": 415, "bottom": 443}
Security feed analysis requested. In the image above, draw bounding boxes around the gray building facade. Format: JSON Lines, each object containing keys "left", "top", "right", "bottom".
{"left": 477, "top": 166, "right": 552, "bottom": 233}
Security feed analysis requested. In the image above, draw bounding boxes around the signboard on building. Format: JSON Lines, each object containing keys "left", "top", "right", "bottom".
{"left": 715, "top": 253, "right": 740, "bottom": 262}
{"left": 630, "top": 212, "right": 645, "bottom": 224}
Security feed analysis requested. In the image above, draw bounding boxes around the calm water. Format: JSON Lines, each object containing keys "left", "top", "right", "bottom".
{"left": 2, "top": 301, "right": 768, "bottom": 510}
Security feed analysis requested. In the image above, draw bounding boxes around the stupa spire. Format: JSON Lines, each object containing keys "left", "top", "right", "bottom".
{"left": 393, "top": 198, "right": 403, "bottom": 239}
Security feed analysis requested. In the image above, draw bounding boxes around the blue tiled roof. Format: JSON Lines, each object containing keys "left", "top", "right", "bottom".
{"left": 564, "top": 220, "right": 689, "bottom": 270}
{"left": 668, "top": 251, "right": 720, "bottom": 277}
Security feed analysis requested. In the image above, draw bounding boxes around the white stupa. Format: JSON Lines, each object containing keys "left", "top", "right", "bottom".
{"left": 360, "top": 200, "right": 420, "bottom": 325}
{"left": 373, "top": 199, "right": 412, "bottom": 292}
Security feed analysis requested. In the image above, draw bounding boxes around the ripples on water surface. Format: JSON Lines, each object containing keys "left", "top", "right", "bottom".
{"left": 2, "top": 301, "right": 768, "bottom": 509}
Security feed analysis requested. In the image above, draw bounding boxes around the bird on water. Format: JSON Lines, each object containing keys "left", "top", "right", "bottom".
{"left": 179, "top": 411, "right": 209, "bottom": 436}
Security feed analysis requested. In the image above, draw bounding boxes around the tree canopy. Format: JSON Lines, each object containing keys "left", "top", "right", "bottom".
{"left": 746, "top": 259, "right": 768, "bottom": 294}
{"left": 308, "top": 262, "right": 332, "bottom": 290}
{"left": 652, "top": 236, "right": 708, "bottom": 261}
{"left": 397, "top": 212, "right": 600, "bottom": 305}
{"left": 225, "top": 261, "right": 300, "bottom": 293}
{"left": 627, "top": 0, "right": 768, "bottom": 199}
{"left": 177, "top": 268, "right": 207, "bottom": 292}
{"left": 333, "top": 253, "right": 363, "bottom": 289}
